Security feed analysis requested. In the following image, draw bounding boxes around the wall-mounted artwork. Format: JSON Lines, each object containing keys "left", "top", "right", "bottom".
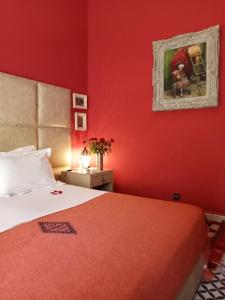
{"left": 75, "top": 112, "right": 87, "bottom": 131}
{"left": 152, "top": 25, "right": 219, "bottom": 111}
{"left": 73, "top": 93, "right": 87, "bottom": 109}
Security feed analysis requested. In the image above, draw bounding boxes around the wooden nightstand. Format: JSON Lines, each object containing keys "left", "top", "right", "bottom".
{"left": 61, "top": 169, "right": 114, "bottom": 192}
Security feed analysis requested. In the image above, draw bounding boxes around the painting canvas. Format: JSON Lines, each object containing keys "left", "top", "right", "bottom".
{"left": 164, "top": 43, "right": 207, "bottom": 99}
{"left": 153, "top": 25, "right": 219, "bottom": 111}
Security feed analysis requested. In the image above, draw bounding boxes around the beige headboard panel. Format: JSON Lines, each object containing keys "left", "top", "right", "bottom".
{"left": 0, "top": 72, "right": 71, "bottom": 171}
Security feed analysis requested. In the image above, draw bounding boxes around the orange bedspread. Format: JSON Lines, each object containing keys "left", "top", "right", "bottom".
{"left": 0, "top": 192, "right": 206, "bottom": 300}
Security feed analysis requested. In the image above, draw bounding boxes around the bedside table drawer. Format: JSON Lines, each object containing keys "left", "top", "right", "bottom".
{"left": 91, "top": 173, "right": 113, "bottom": 188}
{"left": 61, "top": 169, "right": 114, "bottom": 192}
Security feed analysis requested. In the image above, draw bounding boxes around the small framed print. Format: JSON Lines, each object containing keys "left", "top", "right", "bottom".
{"left": 73, "top": 93, "right": 87, "bottom": 109}
{"left": 75, "top": 112, "right": 87, "bottom": 131}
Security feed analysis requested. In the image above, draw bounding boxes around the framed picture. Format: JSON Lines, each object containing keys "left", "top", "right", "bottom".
{"left": 74, "top": 112, "right": 87, "bottom": 131}
{"left": 73, "top": 93, "right": 87, "bottom": 109}
{"left": 152, "top": 25, "right": 219, "bottom": 111}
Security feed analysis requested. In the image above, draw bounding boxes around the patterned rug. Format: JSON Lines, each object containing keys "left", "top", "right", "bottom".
{"left": 193, "top": 221, "right": 225, "bottom": 300}
{"left": 194, "top": 254, "right": 225, "bottom": 299}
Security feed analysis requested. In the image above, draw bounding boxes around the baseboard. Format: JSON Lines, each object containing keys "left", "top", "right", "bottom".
{"left": 205, "top": 213, "right": 225, "bottom": 223}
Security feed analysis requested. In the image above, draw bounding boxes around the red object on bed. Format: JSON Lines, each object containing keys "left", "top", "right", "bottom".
{"left": 0, "top": 193, "right": 206, "bottom": 300}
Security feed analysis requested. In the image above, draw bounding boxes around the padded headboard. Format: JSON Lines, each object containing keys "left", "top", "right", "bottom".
{"left": 0, "top": 72, "right": 71, "bottom": 175}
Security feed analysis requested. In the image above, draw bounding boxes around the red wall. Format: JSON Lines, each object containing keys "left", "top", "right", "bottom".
{"left": 0, "top": 0, "right": 88, "bottom": 153}
{"left": 1, "top": 1, "right": 225, "bottom": 213}
{"left": 88, "top": 0, "right": 225, "bottom": 213}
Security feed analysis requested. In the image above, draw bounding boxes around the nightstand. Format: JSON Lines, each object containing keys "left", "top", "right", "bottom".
{"left": 61, "top": 169, "right": 114, "bottom": 192}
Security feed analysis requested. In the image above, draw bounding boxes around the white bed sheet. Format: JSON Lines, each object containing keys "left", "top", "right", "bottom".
{"left": 0, "top": 182, "right": 105, "bottom": 233}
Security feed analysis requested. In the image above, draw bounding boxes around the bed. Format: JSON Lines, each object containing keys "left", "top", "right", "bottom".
{"left": 0, "top": 72, "right": 207, "bottom": 300}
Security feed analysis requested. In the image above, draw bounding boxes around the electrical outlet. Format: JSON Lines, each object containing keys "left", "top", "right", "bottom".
{"left": 172, "top": 193, "right": 181, "bottom": 201}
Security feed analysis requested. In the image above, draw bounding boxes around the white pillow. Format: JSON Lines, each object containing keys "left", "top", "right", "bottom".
{"left": 0, "top": 147, "right": 51, "bottom": 157}
{"left": 9, "top": 145, "right": 36, "bottom": 153}
{"left": 0, "top": 145, "right": 36, "bottom": 156}
{"left": 0, "top": 149, "right": 55, "bottom": 196}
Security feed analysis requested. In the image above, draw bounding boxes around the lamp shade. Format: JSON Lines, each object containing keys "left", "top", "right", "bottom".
{"left": 79, "top": 147, "right": 90, "bottom": 173}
